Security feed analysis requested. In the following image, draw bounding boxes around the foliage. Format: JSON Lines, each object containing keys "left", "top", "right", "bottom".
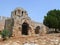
{"left": 1, "top": 29, "right": 11, "bottom": 40}
{"left": 43, "top": 9, "right": 60, "bottom": 32}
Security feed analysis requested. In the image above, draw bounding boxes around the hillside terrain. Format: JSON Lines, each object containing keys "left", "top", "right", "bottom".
{"left": 0, "top": 33, "right": 60, "bottom": 45}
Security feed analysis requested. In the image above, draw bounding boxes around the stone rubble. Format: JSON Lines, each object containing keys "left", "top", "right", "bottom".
{"left": 0, "top": 34, "right": 60, "bottom": 45}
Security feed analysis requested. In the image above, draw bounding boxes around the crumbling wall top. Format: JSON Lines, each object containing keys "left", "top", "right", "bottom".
{"left": 0, "top": 16, "right": 8, "bottom": 21}
{"left": 15, "top": 7, "right": 26, "bottom": 12}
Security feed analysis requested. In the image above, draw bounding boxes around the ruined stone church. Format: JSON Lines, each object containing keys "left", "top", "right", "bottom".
{"left": 0, "top": 7, "right": 60, "bottom": 45}
{"left": 0, "top": 7, "right": 47, "bottom": 37}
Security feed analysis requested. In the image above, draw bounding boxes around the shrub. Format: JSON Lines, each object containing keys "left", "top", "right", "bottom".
{"left": 1, "top": 29, "right": 11, "bottom": 40}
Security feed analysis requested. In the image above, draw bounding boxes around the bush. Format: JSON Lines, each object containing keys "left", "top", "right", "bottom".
{"left": 1, "top": 29, "right": 11, "bottom": 40}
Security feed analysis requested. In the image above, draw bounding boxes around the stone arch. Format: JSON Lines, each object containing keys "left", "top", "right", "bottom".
{"left": 22, "top": 22, "right": 29, "bottom": 35}
{"left": 35, "top": 26, "right": 40, "bottom": 34}
{"left": 21, "top": 19, "right": 33, "bottom": 35}
{"left": 21, "top": 19, "right": 31, "bottom": 27}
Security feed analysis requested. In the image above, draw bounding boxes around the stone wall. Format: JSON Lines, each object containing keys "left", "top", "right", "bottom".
{"left": 0, "top": 16, "right": 8, "bottom": 21}
{"left": 4, "top": 7, "right": 48, "bottom": 37}
{"left": 0, "top": 16, "right": 8, "bottom": 31}
{"left": 4, "top": 18, "right": 14, "bottom": 30}
{"left": 0, "top": 7, "right": 60, "bottom": 45}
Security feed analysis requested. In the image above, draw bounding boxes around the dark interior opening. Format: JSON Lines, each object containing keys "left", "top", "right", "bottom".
{"left": 35, "top": 26, "right": 40, "bottom": 34}
{"left": 22, "top": 22, "right": 29, "bottom": 35}
{"left": 22, "top": 11, "right": 23, "bottom": 16}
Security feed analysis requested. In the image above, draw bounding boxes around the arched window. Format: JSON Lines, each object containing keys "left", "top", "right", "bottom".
{"left": 22, "top": 11, "right": 23, "bottom": 16}
{"left": 35, "top": 26, "right": 40, "bottom": 34}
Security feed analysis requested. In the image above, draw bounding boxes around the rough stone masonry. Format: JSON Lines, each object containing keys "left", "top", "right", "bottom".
{"left": 0, "top": 7, "right": 48, "bottom": 45}
{"left": 4, "top": 7, "right": 47, "bottom": 37}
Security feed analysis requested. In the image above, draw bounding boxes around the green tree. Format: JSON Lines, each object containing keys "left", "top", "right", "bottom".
{"left": 43, "top": 9, "right": 60, "bottom": 32}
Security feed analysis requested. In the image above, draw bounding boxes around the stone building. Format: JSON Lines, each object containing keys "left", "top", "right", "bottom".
{"left": 0, "top": 7, "right": 60, "bottom": 45}
{"left": 4, "top": 7, "right": 47, "bottom": 37}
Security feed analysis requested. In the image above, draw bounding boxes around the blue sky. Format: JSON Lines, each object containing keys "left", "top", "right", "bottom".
{"left": 0, "top": 0, "right": 60, "bottom": 23}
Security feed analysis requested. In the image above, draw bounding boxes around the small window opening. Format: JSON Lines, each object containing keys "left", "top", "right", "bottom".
{"left": 22, "top": 11, "right": 23, "bottom": 16}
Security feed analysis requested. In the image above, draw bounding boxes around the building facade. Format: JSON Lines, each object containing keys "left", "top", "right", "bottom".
{"left": 4, "top": 7, "right": 47, "bottom": 37}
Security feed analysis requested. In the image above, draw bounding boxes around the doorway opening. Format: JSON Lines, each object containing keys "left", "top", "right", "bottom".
{"left": 22, "top": 22, "right": 29, "bottom": 35}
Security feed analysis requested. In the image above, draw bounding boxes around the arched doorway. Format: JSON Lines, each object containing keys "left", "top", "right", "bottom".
{"left": 22, "top": 22, "right": 29, "bottom": 35}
